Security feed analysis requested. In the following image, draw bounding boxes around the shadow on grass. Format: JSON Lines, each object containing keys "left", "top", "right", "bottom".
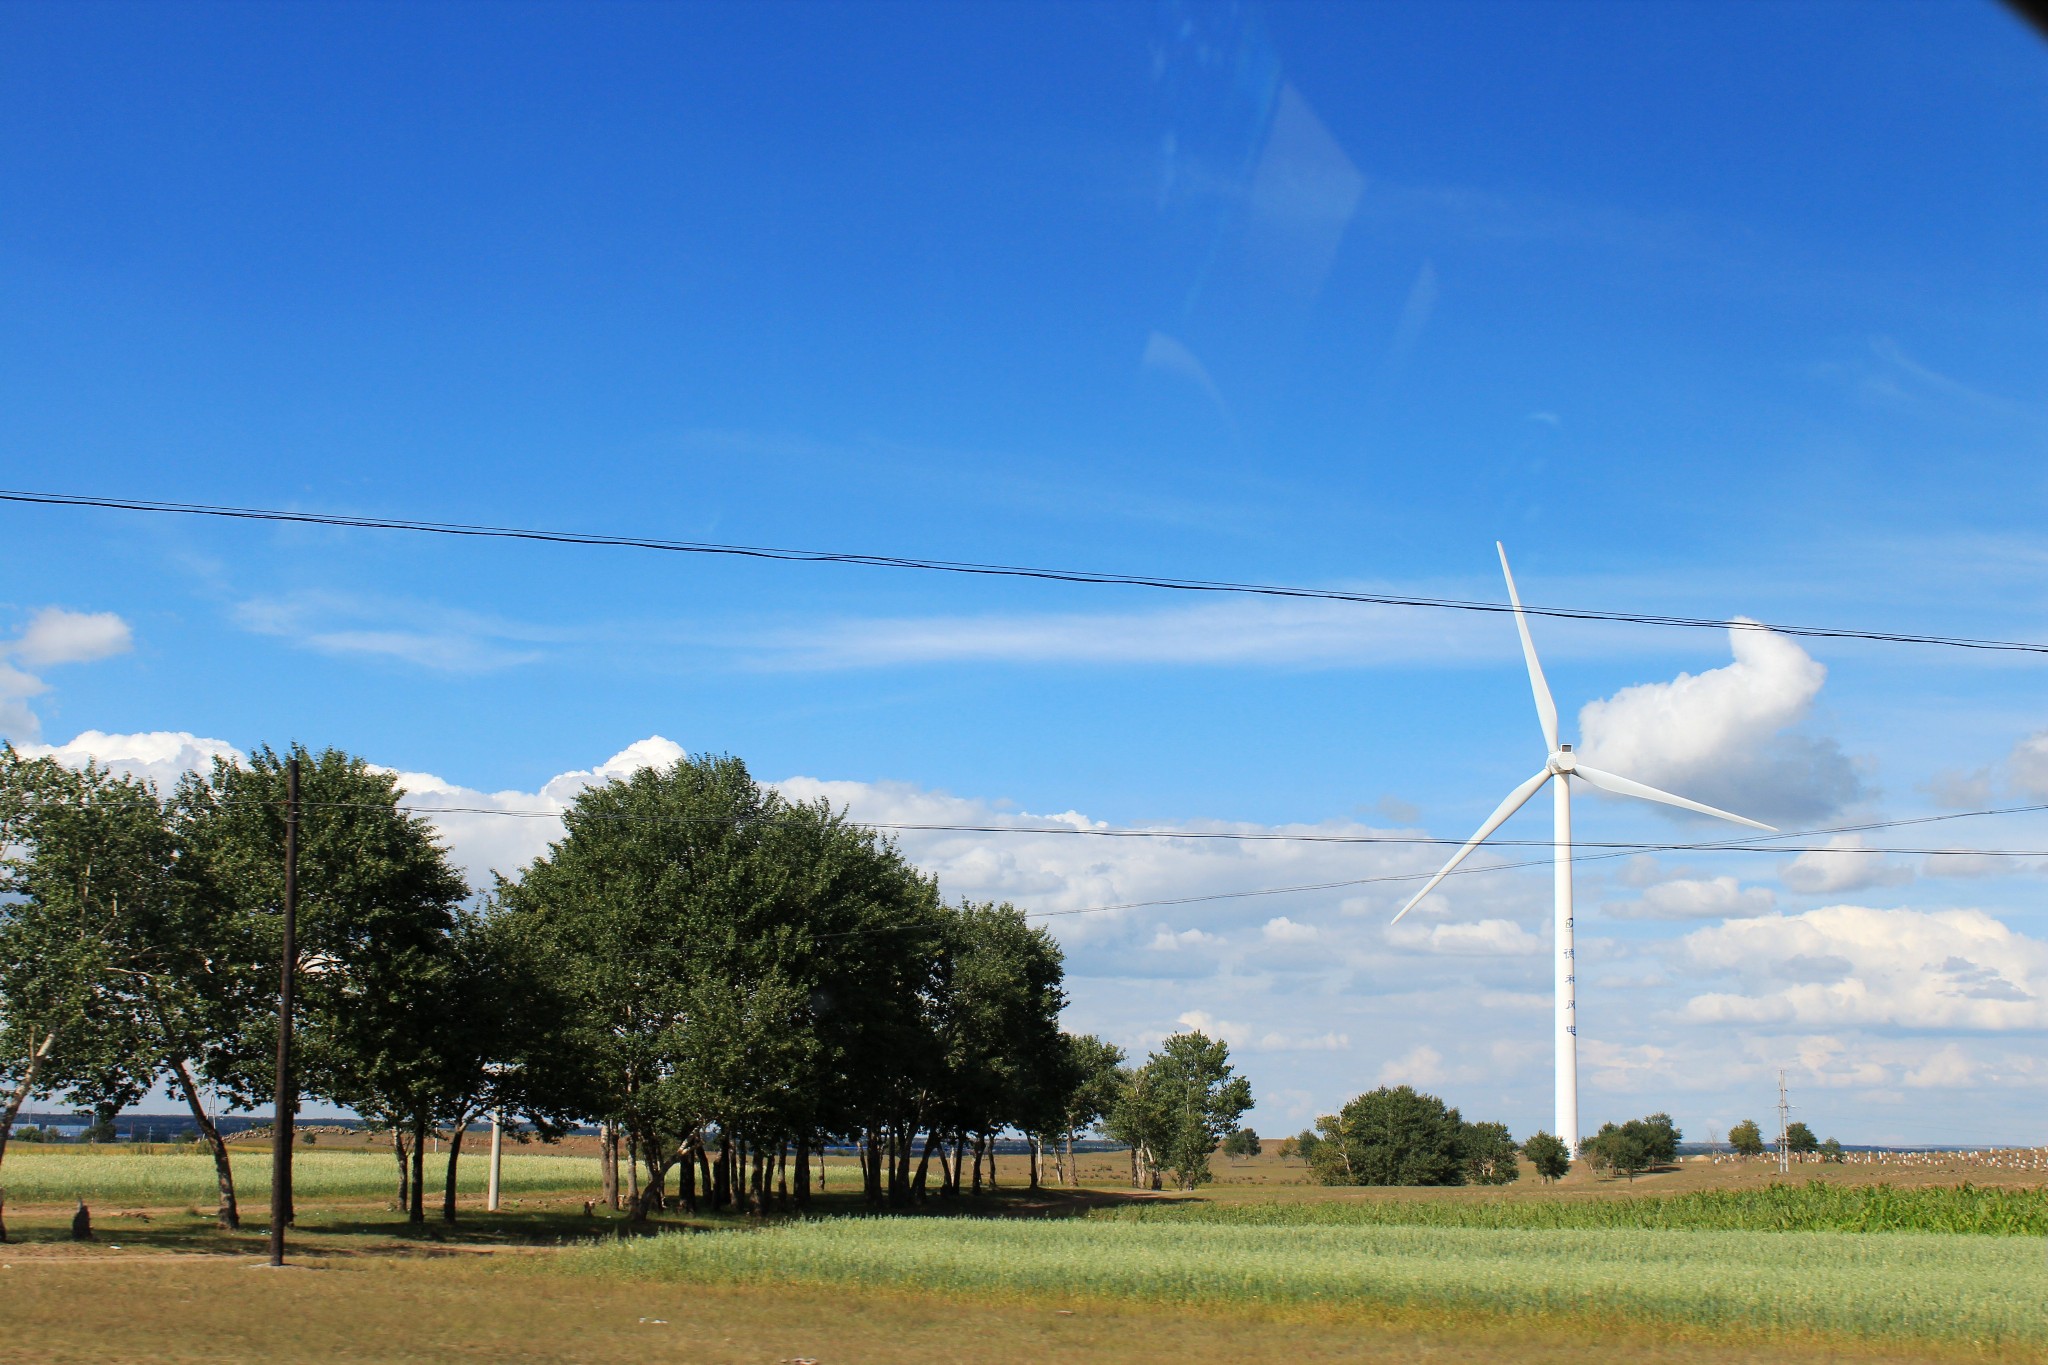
{"left": 0, "top": 1184, "right": 1196, "bottom": 1258}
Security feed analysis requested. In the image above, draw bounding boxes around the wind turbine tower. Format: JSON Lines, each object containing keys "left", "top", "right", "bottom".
{"left": 1393, "top": 545, "right": 1776, "bottom": 1156}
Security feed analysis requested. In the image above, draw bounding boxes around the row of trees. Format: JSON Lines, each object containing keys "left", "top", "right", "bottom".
{"left": 1727, "top": 1118, "right": 1843, "bottom": 1161}
{"left": 1289, "top": 1090, "right": 1696, "bottom": 1187}
{"left": 3, "top": 744, "right": 1248, "bottom": 1239}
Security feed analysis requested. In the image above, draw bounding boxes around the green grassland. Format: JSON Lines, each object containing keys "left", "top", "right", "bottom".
{"left": 0, "top": 1148, "right": 598, "bottom": 1204}
{"left": 1102, "top": 1180, "right": 2048, "bottom": 1235}
{"left": 578, "top": 1215, "right": 2048, "bottom": 1347}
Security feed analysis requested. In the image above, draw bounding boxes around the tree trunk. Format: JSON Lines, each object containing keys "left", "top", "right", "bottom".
{"left": 794, "top": 1133, "right": 812, "bottom": 1207}
{"left": 170, "top": 1057, "right": 238, "bottom": 1228}
{"left": 0, "top": 1030, "right": 59, "bottom": 1242}
{"left": 627, "top": 1131, "right": 648, "bottom": 1222}
{"left": 971, "top": 1133, "right": 984, "bottom": 1196}
{"left": 713, "top": 1132, "right": 732, "bottom": 1210}
{"left": 680, "top": 1136, "right": 699, "bottom": 1214}
{"left": 776, "top": 1142, "right": 788, "bottom": 1211}
{"left": 442, "top": 1117, "right": 468, "bottom": 1223}
{"left": 1029, "top": 1136, "right": 1041, "bottom": 1191}
{"left": 863, "top": 1127, "right": 883, "bottom": 1204}
{"left": 912, "top": 1129, "right": 940, "bottom": 1200}
{"left": 600, "top": 1121, "right": 619, "bottom": 1210}
{"left": 696, "top": 1136, "right": 714, "bottom": 1208}
{"left": 1064, "top": 1128, "right": 1076, "bottom": 1187}
{"left": 408, "top": 1119, "right": 427, "bottom": 1225}
{"left": 392, "top": 1126, "right": 411, "bottom": 1211}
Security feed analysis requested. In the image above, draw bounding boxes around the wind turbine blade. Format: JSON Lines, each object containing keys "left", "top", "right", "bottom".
{"left": 1391, "top": 769, "right": 1552, "bottom": 923}
{"left": 1497, "top": 543, "right": 1559, "bottom": 752}
{"left": 1572, "top": 763, "right": 1777, "bottom": 832}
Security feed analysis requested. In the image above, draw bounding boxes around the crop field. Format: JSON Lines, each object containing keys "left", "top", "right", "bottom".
{"left": 1106, "top": 1179, "right": 2048, "bottom": 1235}
{"left": 0, "top": 1148, "right": 597, "bottom": 1204}
{"left": 579, "top": 1214, "right": 2048, "bottom": 1348}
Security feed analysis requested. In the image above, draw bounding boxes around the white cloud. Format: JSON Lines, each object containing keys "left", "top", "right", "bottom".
{"left": 1150, "top": 927, "right": 1221, "bottom": 951}
{"left": 1608, "top": 874, "right": 1776, "bottom": 921}
{"left": 11, "top": 608, "right": 133, "bottom": 667}
{"left": 18, "top": 730, "right": 244, "bottom": 792}
{"left": 1780, "top": 835, "right": 1913, "bottom": 895}
{"left": 1388, "top": 917, "right": 1542, "bottom": 956}
{"left": 1377, "top": 1044, "right": 1446, "bottom": 1086}
{"left": 1257, "top": 1029, "right": 1350, "bottom": 1053}
{"left": 235, "top": 593, "right": 548, "bottom": 672}
{"left": 1262, "top": 916, "right": 1319, "bottom": 943}
{"left": 1576, "top": 623, "right": 1860, "bottom": 822}
{"left": 1682, "top": 905, "right": 2048, "bottom": 1030}
{"left": 384, "top": 737, "right": 688, "bottom": 886}
{"left": 773, "top": 773, "right": 1445, "bottom": 946}
{"left": 0, "top": 608, "right": 135, "bottom": 742}
{"left": 754, "top": 597, "right": 1513, "bottom": 670}
{"left": 1903, "top": 1045, "right": 1978, "bottom": 1090}
{"left": 2007, "top": 729, "right": 2048, "bottom": 799}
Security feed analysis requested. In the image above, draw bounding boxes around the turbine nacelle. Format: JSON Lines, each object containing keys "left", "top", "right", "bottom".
{"left": 1548, "top": 744, "right": 1578, "bottom": 776}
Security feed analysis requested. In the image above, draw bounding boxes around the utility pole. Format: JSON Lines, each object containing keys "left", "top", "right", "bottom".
{"left": 1776, "top": 1069, "right": 1791, "bottom": 1176}
{"left": 267, "top": 756, "right": 300, "bottom": 1267}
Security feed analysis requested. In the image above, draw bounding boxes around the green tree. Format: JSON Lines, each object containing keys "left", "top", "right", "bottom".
{"left": 175, "top": 746, "right": 471, "bottom": 1225}
{"left": 1728, "top": 1118, "right": 1766, "bottom": 1156}
{"left": 1148, "top": 1031, "right": 1252, "bottom": 1190}
{"left": 0, "top": 751, "right": 159, "bottom": 1241}
{"left": 1221, "top": 1126, "right": 1262, "bottom": 1157}
{"left": 1818, "top": 1136, "right": 1845, "bottom": 1163}
{"left": 1289, "top": 1127, "right": 1322, "bottom": 1162}
{"left": 1522, "top": 1129, "right": 1571, "bottom": 1182}
{"left": 1584, "top": 1113, "right": 1681, "bottom": 1180}
{"left": 1461, "top": 1120, "right": 1520, "bottom": 1185}
{"left": 1785, "top": 1121, "right": 1819, "bottom": 1155}
{"left": 1310, "top": 1086, "right": 1470, "bottom": 1187}
{"left": 1049, "top": 1033, "right": 1124, "bottom": 1187}
{"left": 1581, "top": 1123, "right": 1651, "bottom": 1179}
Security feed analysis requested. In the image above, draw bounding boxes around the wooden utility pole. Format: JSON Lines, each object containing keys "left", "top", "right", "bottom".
{"left": 267, "top": 757, "right": 300, "bottom": 1266}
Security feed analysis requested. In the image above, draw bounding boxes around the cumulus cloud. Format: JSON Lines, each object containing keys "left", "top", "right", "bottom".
{"left": 1388, "top": 917, "right": 1543, "bottom": 956}
{"left": 1576, "top": 624, "right": 1860, "bottom": 823}
{"left": 1607, "top": 875, "right": 1775, "bottom": 921}
{"left": 12, "top": 609, "right": 133, "bottom": 666}
{"left": 1780, "top": 835, "right": 1913, "bottom": 895}
{"left": 16, "top": 730, "right": 244, "bottom": 792}
{"left": 382, "top": 737, "right": 688, "bottom": 886}
{"left": 1262, "top": 916, "right": 1319, "bottom": 943}
{"left": 1150, "top": 927, "right": 1222, "bottom": 951}
{"left": 0, "top": 608, "right": 135, "bottom": 741}
{"left": 1378, "top": 1044, "right": 1446, "bottom": 1086}
{"left": 1682, "top": 905, "right": 2048, "bottom": 1030}
{"left": 2007, "top": 729, "right": 2048, "bottom": 799}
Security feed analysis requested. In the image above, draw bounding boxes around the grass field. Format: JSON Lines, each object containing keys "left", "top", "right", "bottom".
{"left": 5, "top": 1147, "right": 2048, "bottom": 1362}
{"left": 577, "top": 1215, "right": 2048, "bottom": 1348}
{"left": 0, "top": 1148, "right": 598, "bottom": 1204}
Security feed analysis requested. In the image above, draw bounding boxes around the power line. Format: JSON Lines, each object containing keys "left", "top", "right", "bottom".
{"left": 247, "top": 794, "right": 2048, "bottom": 856}
{"left": 6, "top": 487, "right": 2045, "bottom": 656}
{"left": 224, "top": 794, "right": 2048, "bottom": 929}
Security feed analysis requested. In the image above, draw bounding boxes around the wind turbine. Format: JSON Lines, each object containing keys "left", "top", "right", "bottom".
{"left": 1392, "top": 544, "right": 1774, "bottom": 1157}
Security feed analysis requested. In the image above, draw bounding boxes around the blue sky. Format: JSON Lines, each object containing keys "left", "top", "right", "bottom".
{"left": 4, "top": 1, "right": 2048, "bottom": 1144}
